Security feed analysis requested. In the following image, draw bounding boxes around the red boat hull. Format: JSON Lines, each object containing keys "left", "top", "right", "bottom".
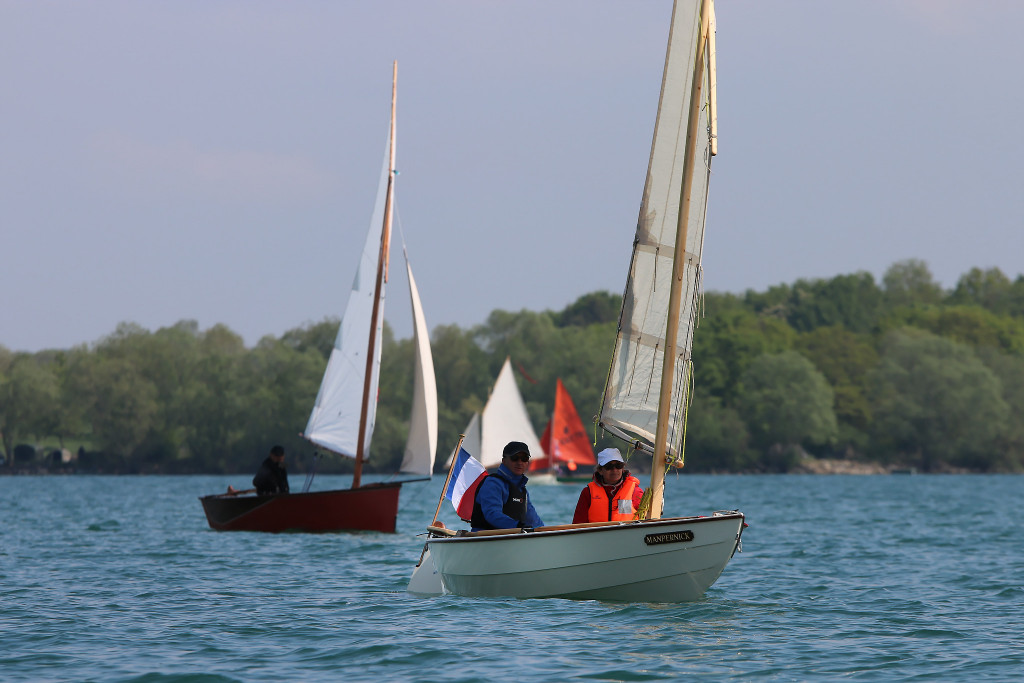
{"left": 199, "top": 483, "right": 402, "bottom": 533}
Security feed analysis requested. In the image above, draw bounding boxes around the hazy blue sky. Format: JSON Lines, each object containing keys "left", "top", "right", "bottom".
{"left": 3, "top": 1, "right": 1022, "bottom": 353}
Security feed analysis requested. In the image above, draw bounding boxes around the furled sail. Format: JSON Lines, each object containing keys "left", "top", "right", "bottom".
{"left": 398, "top": 259, "right": 438, "bottom": 476}
{"left": 599, "top": 0, "right": 713, "bottom": 458}
{"left": 303, "top": 132, "right": 392, "bottom": 460}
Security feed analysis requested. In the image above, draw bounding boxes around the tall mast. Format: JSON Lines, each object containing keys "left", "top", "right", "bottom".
{"left": 352, "top": 60, "right": 397, "bottom": 490}
{"left": 648, "top": 0, "right": 712, "bottom": 519}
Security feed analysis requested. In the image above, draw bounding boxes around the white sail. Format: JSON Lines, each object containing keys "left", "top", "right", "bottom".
{"left": 448, "top": 357, "right": 544, "bottom": 469}
{"left": 599, "top": 0, "right": 713, "bottom": 457}
{"left": 479, "top": 358, "right": 544, "bottom": 468}
{"left": 303, "top": 135, "right": 392, "bottom": 460}
{"left": 460, "top": 412, "right": 482, "bottom": 467}
{"left": 411, "top": 0, "right": 741, "bottom": 603}
{"left": 399, "top": 260, "right": 438, "bottom": 476}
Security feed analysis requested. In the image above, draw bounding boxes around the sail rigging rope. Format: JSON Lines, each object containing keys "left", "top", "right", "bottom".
{"left": 301, "top": 452, "right": 323, "bottom": 493}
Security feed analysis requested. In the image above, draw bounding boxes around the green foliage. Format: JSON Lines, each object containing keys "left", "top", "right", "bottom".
{"left": 737, "top": 351, "right": 838, "bottom": 466}
{"left": 868, "top": 330, "right": 1010, "bottom": 471}
{"left": 744, "top": 273, "right": 884, "bottom": 333}
{"left": 886, "top": 305, "right": 1024, "bottom": 355}
{"left": 974, "top": 347, "right": 1024, "bottom": 471}
{"left": 0, "top": 352, "right": 60, "bottom": 460}
{"left": 552, "top": 291, "right": 622, "bottom": 328}
{"left": 948, "top": 267, "right": 1013, "bottom": 311}
{"left": 786, "top": 272, "right": 884, "bottom": 333}
{"left": 883, "top": 259, "right": 944, "bottom": 307}
{"left": 7, "top": 259, "right": 1024, "bottom": 473}
{"left": 88, "top": 356, "right": 159, "bottom": 462}
{"left": 794, "top": 326, "right": 878, "bottom": 430}
{"left": 692, "top": 303, "right": 795, "bottom": 404}
{"left": 682, "top": 389, "right": 757, "bottom": 472}
{"left": 280, "top": 317, "right": 340, "bottom": 359}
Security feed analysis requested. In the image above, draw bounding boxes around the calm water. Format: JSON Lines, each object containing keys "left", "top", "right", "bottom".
{"left": 1, "top": 473, "right": 1021, "bottom": 682}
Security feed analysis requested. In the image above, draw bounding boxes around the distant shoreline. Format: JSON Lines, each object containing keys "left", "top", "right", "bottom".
{"left": 2, "top": 463, "right": 1012, "bottom": 476}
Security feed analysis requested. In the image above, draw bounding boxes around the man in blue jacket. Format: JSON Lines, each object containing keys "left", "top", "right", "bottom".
{"left": 470, "top": 441, "right": 545, "bottom": 531}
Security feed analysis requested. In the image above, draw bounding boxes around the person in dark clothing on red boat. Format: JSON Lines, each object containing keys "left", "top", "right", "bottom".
{"left": 572, "top": 447, "right": 644, "bottom": 523}
{"left": 253, "top": 445, "right": 290, "bottom": 495}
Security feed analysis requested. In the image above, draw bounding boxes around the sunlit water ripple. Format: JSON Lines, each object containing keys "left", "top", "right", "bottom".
{"left": 1, "top": 473, "right": 1021, "bottom": 681}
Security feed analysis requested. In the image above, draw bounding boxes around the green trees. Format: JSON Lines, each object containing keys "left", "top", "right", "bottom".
{"left": 1, "top": 350, "right": 60, "bottom": 463}
{"left": 794, "top": 326, "right": 877, "bottom": 450}
{"left": 692, "top": 300, "right": 794, "bottom": 404}
{"left": 683, "top": 388, "right": 755, "bottom": 472}
{"left": 5, "top": 259, "right": 1024, "bottom": 473}
{"left": 784, "top": 272, "right": 884, "bottom": 334}
{"left": 869, "top": 331, "right": 1010, "bottom": 472}
{"left": 737, "top": 351, "right": 837, "bottom": 470}
{"left": 883, "top": 258, "right": 944, "bottom": 307}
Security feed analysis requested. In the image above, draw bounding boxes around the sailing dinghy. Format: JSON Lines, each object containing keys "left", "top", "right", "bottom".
{"left": 534, "top": 378, "right": 597, "bottom": 483}
{"left": 411, "top": 0, "right": 743, "bottom": 600}
{"left": 200, "top": 62, "right": 437, "bottom": 533}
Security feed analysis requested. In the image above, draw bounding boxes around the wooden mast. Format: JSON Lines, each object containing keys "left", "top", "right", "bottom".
{"left": 352, "top": 60, "right": 397, "bottom": 490}
{"left": 648, "top": 0, "right": 712, "bottom": 519}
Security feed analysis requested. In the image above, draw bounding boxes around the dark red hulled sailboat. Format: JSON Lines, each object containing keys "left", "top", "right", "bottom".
{"left": 199, "top": 484, "right": 403, "bottom": 533}
{"left": 199, "top": 62, "right": 437, "bottom": 533}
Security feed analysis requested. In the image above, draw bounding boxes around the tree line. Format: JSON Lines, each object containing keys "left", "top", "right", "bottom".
{"left": 3, "top": 259, "right": 1024, "bottom": 474}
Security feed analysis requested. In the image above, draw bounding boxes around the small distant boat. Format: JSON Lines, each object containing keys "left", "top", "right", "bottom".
{"left": 534, "top": 378, "right": 597, "bottom": 483}
{"left": 412, "top": 0, "right": 744, "bottom": 601}
{"left": 200, "top": 62, "right": 437, "bottom": 533}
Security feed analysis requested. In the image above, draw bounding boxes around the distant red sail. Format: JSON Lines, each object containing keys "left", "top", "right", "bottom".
{"left": 530, "top": 418, "right": 554, "bottom": 471}
{"left": 530, "top": 378, "right": 596, "bottom": 471}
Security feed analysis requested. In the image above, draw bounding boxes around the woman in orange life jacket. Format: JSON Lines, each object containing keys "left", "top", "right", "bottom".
{"left": 571, "top": 447, "right": 644, "bottom": 524}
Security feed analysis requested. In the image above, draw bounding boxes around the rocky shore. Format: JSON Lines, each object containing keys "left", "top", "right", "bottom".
{"left": 791, "top": 458, "right": 897, "bottom": 475}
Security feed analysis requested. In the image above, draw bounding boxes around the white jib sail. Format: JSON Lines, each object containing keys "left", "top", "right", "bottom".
{"left": 599, "top": 0, "right": 713, "bottom": 457}
{"left": 398, "top": 260, "right": 438, "bottom": 476}
{"left": 303, "top": 133, "right": 392, "bottom": 460}
{"left": 453, "top": 412, "right": 482, "bottom": 469}
{"left": 478, "top": 358, "right": 545, "bottom": 469}
{"left": 446, "top": 358, "right": 544, "bottom": 470}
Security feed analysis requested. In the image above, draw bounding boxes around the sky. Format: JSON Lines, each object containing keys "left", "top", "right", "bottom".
{"left": 3, "top": 1, "right": 1023, "bottom": 353}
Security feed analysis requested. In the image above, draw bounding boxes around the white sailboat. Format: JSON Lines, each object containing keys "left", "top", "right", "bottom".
{"left": 201, "top": 61, "right": 437, "bottom": 533}
{"left": 411, "top": 0, "right": 743, "bottom": 600}
{"left": 448, "top": 357, "right": 546, "bottom": 471}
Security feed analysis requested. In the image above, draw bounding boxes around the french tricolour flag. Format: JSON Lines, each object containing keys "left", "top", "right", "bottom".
{"left": 445, "top": 447, "right": 487, "bottom": 521}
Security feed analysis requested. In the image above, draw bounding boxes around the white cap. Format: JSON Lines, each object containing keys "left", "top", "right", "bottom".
{"left": 597, "top": 447, "right": 624, "bottom": 467}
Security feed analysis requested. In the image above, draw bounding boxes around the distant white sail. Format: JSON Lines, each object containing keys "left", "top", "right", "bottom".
{"left": 476, "top": 358, "right": 545, "bottom": 468}
{"left": 303, "top": 132, "right": 392, "bottom": 460}
{"left": 447, "top": 358, "right": 545, "bottom": 470}
{"left": 599, "top": 0, "right": 713, "bottom": 457}
{"left": 399, "top": 260, "right": 438, "bottom": 476}
{"left": 460, "top": 411, "right": 481, "bottom": 468}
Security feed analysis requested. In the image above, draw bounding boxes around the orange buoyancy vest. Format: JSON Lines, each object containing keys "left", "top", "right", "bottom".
{"left": 586, "top": 475, "right": 640, "bottom": 522}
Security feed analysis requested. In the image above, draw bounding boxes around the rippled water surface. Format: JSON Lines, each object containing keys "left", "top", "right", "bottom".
{"left": 2, "top": 473, "right": 1022, "bottom": 681}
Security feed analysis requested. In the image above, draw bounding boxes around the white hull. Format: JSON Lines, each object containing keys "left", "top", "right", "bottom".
{"left": 424, "top": 512, "right": 743, "bottom": 602}
{"left": 407, "top": 545, "right": 443, "bottom": 596}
